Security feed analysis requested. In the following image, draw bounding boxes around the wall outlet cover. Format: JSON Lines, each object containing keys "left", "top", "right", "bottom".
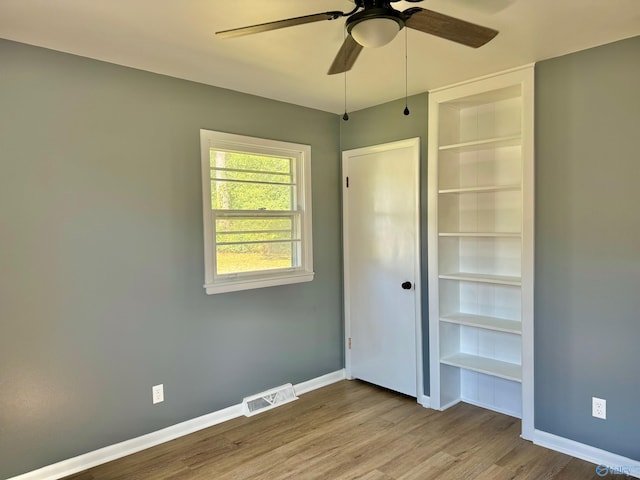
{"left": 592, "top": 397, "right": 606, "bottom": 419}
{"left": 153, "top": 384, "right": 164, "bottom": 404}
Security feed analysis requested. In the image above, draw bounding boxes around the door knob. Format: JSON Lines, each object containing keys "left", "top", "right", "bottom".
{"left": 401, "top": 281, "right": 412, "bottom": 290}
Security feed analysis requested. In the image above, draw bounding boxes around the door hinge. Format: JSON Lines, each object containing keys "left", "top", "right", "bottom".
{"left": 346, "top": 176, "right": 349, "bottom": 188}
{"left": 348, "top": 337, "right": 352, "bottom": 349}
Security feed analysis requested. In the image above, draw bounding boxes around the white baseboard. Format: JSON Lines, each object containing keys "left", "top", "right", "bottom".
{"left": 440, "top": 398, "right": 462, "bottom": 411}
{"left": 293, "top": 369, "right": 346, "bottom": 395}
{"left": 8, "top": 369, "right": 346, "bottom": 480}
{"left": 534, "top": 429, "right": 640, "bottom": 479}
{"left": 419, "top": 394, "right": 431, "bottom": 408}
{"left": 461, "top": 396, "right": 521, "bottom": 419}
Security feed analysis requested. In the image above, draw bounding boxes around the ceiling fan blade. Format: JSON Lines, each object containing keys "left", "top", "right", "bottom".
{"left": 216, "top": 11, "right": 345, "bottom": 39}
{"left": 328, "top": 35, "right": 364, "bottom": 75}
{"left": 404, "top": 8, "right": 498, "bottom": 48}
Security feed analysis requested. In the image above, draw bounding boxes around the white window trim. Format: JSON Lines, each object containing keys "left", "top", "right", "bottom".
{"left": 200, "top": 130, "right": 314, "bottom": 294}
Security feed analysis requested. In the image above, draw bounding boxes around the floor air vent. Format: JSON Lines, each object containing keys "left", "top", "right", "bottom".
{"left": 242, "top": 383, "right": 298, "bottom": 417}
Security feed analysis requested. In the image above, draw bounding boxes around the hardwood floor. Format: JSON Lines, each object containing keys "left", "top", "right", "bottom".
{"left": 63, "top": 380, "right": 600, "bottom": 480}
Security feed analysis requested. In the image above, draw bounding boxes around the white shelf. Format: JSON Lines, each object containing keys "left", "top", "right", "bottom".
{"left": 440, "top": 353, "right": 522, "bottom": 382}
{"left": 439, "top": 232, "right": 521, "bottom": 238}
{"left": 438, "top": 184, "right": 521, "bottom": 194}
{"left": 440, "top": 313, "right": 522, "bottom": 334}
{"left": 439, "top": 135, "right": 522, "bottom": 152}
{"left": 439, "top": 272, "right": 521, "bottom": 286}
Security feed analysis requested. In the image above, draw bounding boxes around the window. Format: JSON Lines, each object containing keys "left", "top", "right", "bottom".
{"left": 200, "top": 130, "right": 313, "bottom": 294}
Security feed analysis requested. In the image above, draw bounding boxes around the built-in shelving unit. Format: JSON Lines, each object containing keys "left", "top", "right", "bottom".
{"left": 428, "top": 66, "right": 534, "bottom": 439}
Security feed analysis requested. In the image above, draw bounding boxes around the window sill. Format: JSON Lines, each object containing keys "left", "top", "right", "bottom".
{"left": 204, "top": 271, "right": 314, "bottom": 295}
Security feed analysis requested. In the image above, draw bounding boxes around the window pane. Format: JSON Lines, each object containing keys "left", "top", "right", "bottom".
{"left": 210, "top": 151, "right": 292, "bottom": 176}
{"left": 210, "top": 150, "right": 295, "bottom": 211}
{"left": 216, "top": 242, "right": 297, "bottom": 275}
{"left": 211, "top": 181, "right": 293, "bottom": 211}
{"left": 216, "top": 217, "right": 297, "bottom": 244}
{"left": 212, "top": 168, "right": 293, "bottom": 184}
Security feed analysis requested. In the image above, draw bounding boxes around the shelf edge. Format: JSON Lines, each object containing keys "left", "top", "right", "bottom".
{"left": 440, "top": 354, "right": 522, "bottom": 382}
{"left": 438, "top": 184, "right": 521, "bottom": 194}
{"left": 439, "top": 134, "right": 522, "bottom": 151}
{"left": 439, "top": 273, "right": 522, "bottom": 286}
{"left": 440, "top": 314, "right": 522, "bottom": 334}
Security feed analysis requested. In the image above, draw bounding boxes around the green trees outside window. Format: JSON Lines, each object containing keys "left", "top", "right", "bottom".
{"left": 210, "top": 151, "right": 301, "bottom": 275}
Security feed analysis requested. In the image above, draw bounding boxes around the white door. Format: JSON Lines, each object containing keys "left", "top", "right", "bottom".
{"left": 343, "top": 138, "right": 421, "bottom": 397}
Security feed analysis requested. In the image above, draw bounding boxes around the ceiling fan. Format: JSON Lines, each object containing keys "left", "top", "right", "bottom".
{"left": 215, "top": 0, "right": 498, "bottom": 75}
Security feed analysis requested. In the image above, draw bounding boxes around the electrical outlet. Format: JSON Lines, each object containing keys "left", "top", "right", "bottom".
{"left": 592, "top": 397, "right": 606, "bottom": 419}
{"left": 152, "top": 384, "right": 164, "bottom": 404}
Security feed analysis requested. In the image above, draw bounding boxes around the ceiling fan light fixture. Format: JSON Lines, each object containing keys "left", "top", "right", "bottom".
{"left": 346, "top": 7, "right": 405, "bottom": 48}
{"left": 350, "top": 17, "right": 401, "bottom": 48}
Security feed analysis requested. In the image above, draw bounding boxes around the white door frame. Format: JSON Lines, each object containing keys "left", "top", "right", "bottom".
{"left": 342, "top": 137, "right": 426, "bottom": 406}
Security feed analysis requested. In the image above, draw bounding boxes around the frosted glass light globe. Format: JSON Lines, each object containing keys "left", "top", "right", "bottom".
{"left": 351, "top": 17, "right": 400, "bottom": 48}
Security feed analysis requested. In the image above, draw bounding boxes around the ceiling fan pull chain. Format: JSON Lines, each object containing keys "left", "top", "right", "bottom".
{"left": 342, "top": 66, "right": 349, "bottom": 121}
{"left": 404, "top": 26, "right": 410, "bottom": 116}
{"left": 343, "top": 27, "right": 350, "bottom": 121}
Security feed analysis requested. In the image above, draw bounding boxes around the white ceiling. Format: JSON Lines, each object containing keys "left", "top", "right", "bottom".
{"left": 1, "top": 0, "right": 638, "bottom": 114}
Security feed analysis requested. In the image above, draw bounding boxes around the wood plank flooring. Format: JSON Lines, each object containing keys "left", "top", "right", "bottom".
{"left": 63, "top": 380, "right": 601, "bottom": 480}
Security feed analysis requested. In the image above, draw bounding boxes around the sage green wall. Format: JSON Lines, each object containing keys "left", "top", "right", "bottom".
{"left": 0, "top": 39, "right": 342, "bottom": 479}
{"left": 535, "top": 35, "right": 640, "bottom": 460}
{"left": 339, "top": 94, "right": 430, "bottom": 395}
